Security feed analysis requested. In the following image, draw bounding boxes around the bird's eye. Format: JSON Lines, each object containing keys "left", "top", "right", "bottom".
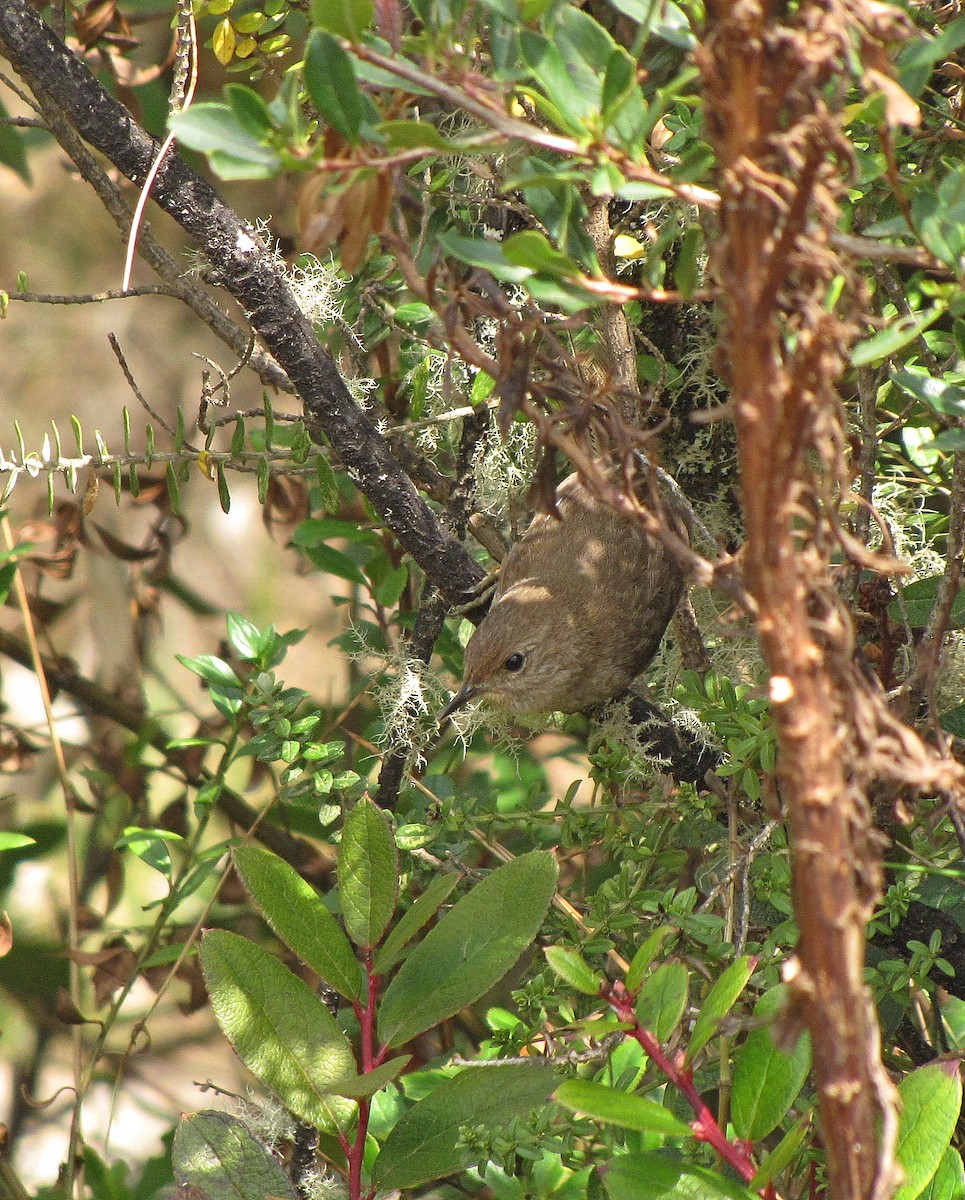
{"left": 504, "top": 652, "right": 526, "bottom": 673}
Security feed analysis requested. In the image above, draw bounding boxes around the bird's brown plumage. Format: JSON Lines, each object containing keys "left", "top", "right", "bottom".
{"left": 443, "top": 471, "right": 689, "bottom": 718}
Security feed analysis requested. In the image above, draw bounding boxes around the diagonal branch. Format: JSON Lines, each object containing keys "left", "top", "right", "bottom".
{"left": 0, "top": 0, "right": 485, "bottom": 607}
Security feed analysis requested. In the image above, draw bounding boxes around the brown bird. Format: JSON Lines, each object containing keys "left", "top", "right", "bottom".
{"left": 440, "top": 469, "right": 689, "bottom": 719}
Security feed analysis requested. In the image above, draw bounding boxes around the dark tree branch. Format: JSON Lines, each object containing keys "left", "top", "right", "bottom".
{"left": 0, "top": 0, "right": 485, "bottom": 607}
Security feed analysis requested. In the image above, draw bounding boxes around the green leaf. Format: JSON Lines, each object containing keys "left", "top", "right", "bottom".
{"left": 519, "top": 31, "right": 597, "bottom": 127}
{"left": 544, "top": 946, "right": 604, "bottom": 996}
{"left": 917, "top": 1148, "right": 964, "bottom": 1200}
{"left": 304, "top": 31, "right": 364, "bottom": 144}
{"left": 224, "top": 83, "right": 276, "bottom": 138}
{"left": 731, "top": 986, "right": 810, "bottom": 1140}
{"left": 503, "top": 230, "right": 581, "bottom": 281}
{"left": 339, "top": 798, "right": 399, "bottom": 948}
{"left": 173, "top": 1111, "right": 298, "bottom": 1200}
{"left": 604, "top": 1151, "right": 758, "bottom": 1200}
{"left": 374, "top": 872, "right": 459, "bottom": 974}
{"left": 176, "top": 653, "right": 243, "bottom": 693}
{"left": 378, "top": 851, "right": 559, "bottom": 1047}
{"left": 378, "top": 120, "right": 448, "bottom": 150}
{"left": 687, "top": 955, "right": 755, "bottom": 1063}
{"left": 940, "top": 703, "right": 965, "bottom": 737}
{"left": 0, "top": 832, "right": 37, "bottom": 852}
{"left": 850, "top": 303, "right": 947, "bottom": 367}
{"left": 233, "top": 845, "right": 363, "bottom": 1000}
{"left": 899, "top": 16, "right": 965, "bottom": 97}
{"left": 625, "top": 925, "right": 677, "bottom": 991}
{"left": 314, "top": 455, "right": 340, "bottom": 512}
{"left": 374, "top": 1063, "right": 558, "bottom": 1189}
{"left": 894, "top": 1064, "right": 963, "bottom": 1200}
{"left": 0, "top": 98, "right": 30, "bottom": 184}
{"left": 555, "top": 1080, "right": 692, "bottom": 1138}
{"left": 299, "top": 541, "right": 369, "bottom": 586}
{"left": 634, "top": 961, "right": 689, "bottom": 1041}
{"left": 309, "top": 0, "right": 374, "bottom": 41}
{"left": 748, "top": 1114, "right": 811, "bottom": 1190}
{"left": 170, "top": 104, "right": 281, "bottom": 180}
{"left": 225, "top": 612, "right": 262, "bottom": 660}
{"left": 115, "top": 826, "right": 183, "bottom": 877}
{"left": 892, "top": 368, "right": 965, "bottom": 419}
{"left": 200, "top": 930, "right": 356, "bottom": 1131}
{"left": 674, "top": 226, "right": 703, "bottom": 298}
{"left": 436, "top": 231, "right": 532, "bottom": 283}
{"left": 888, "top": 577, "right": 965, "bottom": 630}
{"left": 330, "top": 1054, "right": 411, "bottom": 1097}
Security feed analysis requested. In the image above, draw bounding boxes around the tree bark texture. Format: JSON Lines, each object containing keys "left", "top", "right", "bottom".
{"left": 0, "top": 0, "right": 485, "bottom": 609}
{"left": 697, "top": 0, "right": 914, "bottom": 1196}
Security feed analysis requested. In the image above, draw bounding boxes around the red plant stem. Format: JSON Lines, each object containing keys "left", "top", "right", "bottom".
{"left": 346, "top": 954, "right": 381, "bottom": 1200}
{"left": 604, "top": 983, "right": 759, "bottom": 1186}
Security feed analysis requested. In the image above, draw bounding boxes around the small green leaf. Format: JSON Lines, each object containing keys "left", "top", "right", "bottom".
{"left": 378, "top": 120, "right": 448, "bottom": 150}
{"left": 170, "top": 104, "right": 281, "bottom": 180}
{"left": 224, "top": 83, "right": 276, "bottom": 137}
{"left": 0, "top": 97, "right": 30, "bottom": 183}
{"left": 674, "top": 226, "right": 703, "bottom": 298}
{"left": 299, "top": 541, "right": 369, "bottom": 587}
{"left": 892, "top": 368, "right": 965, "bottom": 419}
{"left": 894, "top": 1064, "right": 963, "bottom": 1200}
{"left": 555, "top": 1080, "right": 692, "bottom": 1138}
{"left": 748, "top": 1115, "right": 811, "bottom": 1191}
{"left": 374, "top": 1064, "right": 558, "bottom": 1189}
{"left": 225, "top": 613, "right": 262, "bottom": 660}
{"left": 378, "top": 852, "right": 558, "bottom": 1047}
{"left": 309, "top": 0, "right": 374, "bottom": 40}
{"left": 544, "top": 946, "right": 604, "bottom": 996}
{"left": 304, "top": 31, "right": 365, "bottom": 144}
{"left": 626, "top": 925, "right": 677, "bottom": 991}
{"left": 340, "top": 798, "right": 399, "bottom": 948}
{"left": 731, "top": 985, "right": 810, "bottom": 1140}
{"left": 374, "top": 872, "right": 459, "bottom": 974}
{"left": 233, "top": 845, "right": 363, "bottom": 1000}
{"left": 502, "top": 230, "right": 580, "bottom": 281}
{"left": 688, "top": 955, "right": 755, "bottom": 1063}
{"left": 330, "top": 1054, "right": 410, "bottom": 1097}
{"left": 200, "top": 930, "right": 356, "bottom": 1131}
{"left": 115, "top": 826, "right": 184, "bottom": 877}
{"left": 165, "top": 462, "right": 182, "bottom": 516}
{"left": 436, "top": 232, "right": 532, "bottom": 283}
{"left": 0, "top": 832, "right": 37, "bottom": 851}
{"left": 176, "top": 653, "right": 243, "bottom": 690}
{"left": 850, "top": 303, "right": 947, "bottom": 367}
{"left": 173, "top": 1111, "right": 298, "bottom": 1200}
{"left": 634, "top": 961, "right": 689, "bottom": 1041}
{"left": 888, "top": 577, "right": 965, "bottom": 630}
{"left": 314, "top": 455, "right": 339, "bottom": 512}
{"left": 604, "top": 1151, "right": 758, "bottom": 1200}
{"left": 216, "top": 461, "right": 231, "bottom": 514}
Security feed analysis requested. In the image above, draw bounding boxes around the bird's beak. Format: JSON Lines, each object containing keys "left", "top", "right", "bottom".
{"left": 438, "top": 683, "right": 479, "bottom": 723}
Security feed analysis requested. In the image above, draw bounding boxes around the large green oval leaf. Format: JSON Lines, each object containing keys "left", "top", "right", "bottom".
{"left": 378, "top": 851, "right": 558, "bottom": 1047}
{"left": 894, "top": 1064, "right": 963, "bottom": 1200}
{"left": 555, "top": 1079, "right": 692, "bottom": 1138}
{"left": 201, "top": 930, "right": 356, "bottom": 1131}
{"left": 233, "top": 845, "right": 362, "bottom": 1001}
{"left": 373, "top": 1063, "right": 558, "bottom": 1189}
{"left": 172, "top": 1111, "right": 297, "bottom": 1200}
{"left": 731, "top": 985, "right": 810, "bottom": 1141}
{"left": 340, "top": 797, "right": 398, "bottom": 948}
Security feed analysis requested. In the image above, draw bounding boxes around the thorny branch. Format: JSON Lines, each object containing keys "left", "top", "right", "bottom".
{"left": 0, "top": 0, "right": 486, "bottom": 608}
